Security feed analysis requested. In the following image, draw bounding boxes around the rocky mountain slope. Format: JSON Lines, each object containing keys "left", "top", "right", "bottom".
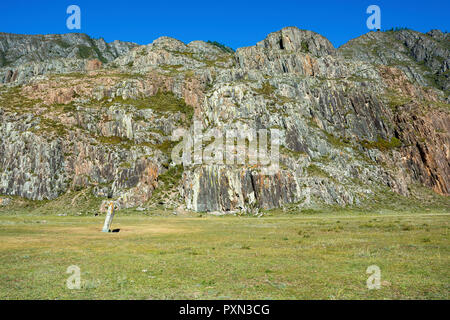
{"left": 340, "top": 28, "right": 449, "bottom": 95}
{"left": 0, "top": 32, "right": 136, "bottom": 83}
{"left": 0, "top": 27, "right": 448, "bottom": 213}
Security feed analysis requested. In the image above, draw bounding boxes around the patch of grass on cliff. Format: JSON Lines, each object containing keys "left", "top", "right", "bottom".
{"left": 155, "top": 165, "right": 183, "bottom": 194}
{"left": 0, "top": 86, "right": 41, "bottom": 113}
{"left": 306, "top": 164, "right": 333, "bottom": 180}
{"left": 140, "top": 140, "right": 178, "bottom": 157}
{"left": 31, "top": 117, "right": 69, "bottom": 137}
{"left": 77, "top": 45, "right": 96, "bottom": 60}
{"left": 169, "top": 48, "right": 233, "bottom": 69}
{"left": 160, "top": 64, "right": 183, "bottom": 74}
{"left": 384, "top": 88, "right": 449, "bottom": 113}
{"left": 275, "top": 94, "right": 297, "bottom": 105}
{"left": 280, "top": 145, "right": 307, "bottom": 158}
{"left": 362, "top": 137, "right": 402, "bottom": 151}
{"left": 347, "top": 74, "right": 376, "bottom": 83}
{"left": 203, "top": 55, "right": 234, "bottom": 68}
{"left": 324, "top": 131, "right": 352, "bottom": 148}
{"left": 255, "top": 81, "right": 276, "bottom": 97}
{"left": 384, "top": 90, "right": 413, "bottom": 110}
{"left": 96, "top": 135, "right": 133, "bottom": 149}
{"left": 170, "top": 50, "right": 195, "bottom": 59}
{"left": 420, "top": 96, "right": 450, "bottom": 112}
{"left": 0, "top": 211, "right": 448, "bottom": 299}
{"left": 149, "top": 165, "right": 183, "bottom": 206}
{"left": 86, "top": 38, "right": 108, "bottom": 64}
{"left": 146, "top": 91, "right": 191, "bottom": 114}
{"left": 107, "top": 91, "right": 194, "bottom": 124}
{"left": 158, "top": 165, "right": 183, "bottom": 186}
{"left": 54, "top": 38, "right": 71, "bottom": 49}
{"left": 0, "top": 51, "right": 9, "bottom": 67}
{"left": 50, "top": 102, "right": 77, "bottom": 114}
{"left": 300, "top": 41, "right": 310, "bottom": 53}
{"left": 206, "top": 41, "right": 235, "bottom": 54}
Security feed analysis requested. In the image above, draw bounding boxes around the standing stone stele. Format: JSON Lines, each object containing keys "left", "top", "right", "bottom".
{"left": 102, "top": 201, "right": 115, "bottom": 232}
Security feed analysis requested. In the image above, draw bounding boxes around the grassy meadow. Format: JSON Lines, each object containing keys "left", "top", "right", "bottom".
{"left": 0, "top": 194, "right": 448, "bottom": 299}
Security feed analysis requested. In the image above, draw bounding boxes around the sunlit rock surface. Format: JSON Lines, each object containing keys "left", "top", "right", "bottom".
{"left": 0, "top": 27, "right": 448, "bottom": 212}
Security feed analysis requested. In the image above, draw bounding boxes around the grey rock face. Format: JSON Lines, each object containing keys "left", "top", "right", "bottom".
{"left": 0, "top": 32, "right": 136, "bottom": 66}
{"left": 182, "top": 166, "right": 300, "bottom": 212}
{"left": 0, "top": 112, "right": 66, "bottom": 200}
{"left": 256, "top": 27, "right": 336, "bottom": 56}
{"left": 236, "top": 27, "right": 338, "bottom": 76}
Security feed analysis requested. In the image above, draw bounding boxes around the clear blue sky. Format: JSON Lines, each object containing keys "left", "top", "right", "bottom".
{"left": 0, "top": 0, "right": 448, "bottom": 49}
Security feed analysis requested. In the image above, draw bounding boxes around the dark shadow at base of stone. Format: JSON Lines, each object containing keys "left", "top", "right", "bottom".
{"left": 111, "top": 229, "right": 120, "bottom": 233}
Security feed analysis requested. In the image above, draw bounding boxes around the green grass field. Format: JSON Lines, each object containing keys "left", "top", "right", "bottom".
{"left": 0, "top": 206, "right": 448, "bottom": 299}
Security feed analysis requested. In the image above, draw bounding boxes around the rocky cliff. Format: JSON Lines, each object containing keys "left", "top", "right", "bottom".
{"left": 0, "top": 32, "right": 136, "bottom": 83}
{"left": 0, "top": 27, "right": 448, "bottom": 213}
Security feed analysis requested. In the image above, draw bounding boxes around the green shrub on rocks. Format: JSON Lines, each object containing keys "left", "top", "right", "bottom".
{"left": 255, "top": 81, "right": 276, "bottom": 97}
{"left": 301, "top": 40, "right": 310, "bottom": 53}
{"left": 362, "top": 137, "right": 402, "bottom": 151}
{"left": 206, "top": 40, "right": 235, "bottom": 54}
{"left": 108, "top": 91, "right": 194, "bottom": 124}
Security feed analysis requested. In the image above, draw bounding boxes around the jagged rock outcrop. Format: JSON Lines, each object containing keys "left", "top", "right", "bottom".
{"left": 236, "top": 28, "right": 340, "bottom": 76}
{"left": 0, "top": 32, "right": 136, "bottom": 84}
{"left": 256, "top": 27, "right": 336, "bottom": 56}
{"left": 0, "top": 32, "right": 136, "bottom": 65}
{"left": 0, "top": 27, "right": 448, "bottom": 212}
{"left": 340, "top": 29, "right": 450, "bottom": 95}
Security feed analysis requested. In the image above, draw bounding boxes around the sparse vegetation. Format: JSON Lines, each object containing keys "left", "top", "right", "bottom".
{"left": 255, "top": 81, "right": 276, "bottom": 97}
{"left": 206, "top": 40, "right": 235, "bottom": 54}
{"left": 54, "top": 38, "right": 71, "bottom": 49}
{"left": 301, "top": 40, "right": 309, "bottom": 53}
{"left": 97, "top": 135, "right": 131, "bottom": 145}
{"left": 362, "top": 137, "right": 402, "bottom": 151}
{"left": 77, "top": 45, "right": 95, "bottom": 59}
{"left": 0, "top": 206, "right": 448, "bottom": 299}
{"left": 385, "top": 27, "right": 410, "bottom": 32}
{"left": 143, "top": 140, "right": 178, "bottom": 157}
{"left": 87, "top": 38, "right": 108, "bottom": 63}
{"left": 324, "top": 131, "right": 352, "bottom": 148}
{"left": 385, "top": 90, "right": 413, "bottom": 110}
{"left": 0, "top": 86, "right": 41, "bottom": 113}
{"left": 111, "top": 91, "right": 193, "bottom": 123}
{"left": 306, "top": 163, "right": 331, "bottom": 179}
{"left": 0, "top": 51, "right": 8, "bottom": 67}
